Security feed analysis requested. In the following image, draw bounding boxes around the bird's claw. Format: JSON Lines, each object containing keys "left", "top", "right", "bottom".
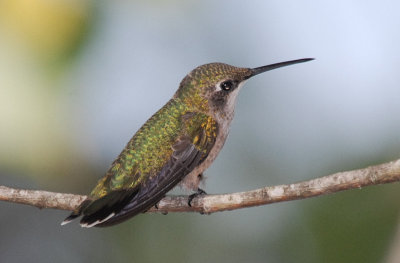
{"left": 188, "top": 188, "right": 207, "bottom": 207}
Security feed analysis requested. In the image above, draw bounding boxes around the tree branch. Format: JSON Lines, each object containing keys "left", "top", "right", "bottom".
{"left": 1, "top": 158, "right": 400, "bottom": 215}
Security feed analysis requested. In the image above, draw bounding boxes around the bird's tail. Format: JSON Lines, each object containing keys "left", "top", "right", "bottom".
{"left": 61, "top": 187, "right": 140, "bottom": 228}
{"left": 60, "top": 199, "right": 91, "bottom": 226}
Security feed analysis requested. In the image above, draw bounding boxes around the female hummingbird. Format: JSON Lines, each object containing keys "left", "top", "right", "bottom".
{"left": 62, "top": 58, "right": 313, "bottom": 227}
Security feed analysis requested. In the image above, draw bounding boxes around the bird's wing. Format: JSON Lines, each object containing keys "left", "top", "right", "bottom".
{"left": 75, "top": 112, "right": 218, "bottom": 227}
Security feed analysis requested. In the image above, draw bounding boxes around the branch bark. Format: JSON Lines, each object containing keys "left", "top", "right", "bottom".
{"left": 1, "top": 158, "right": 400, "bottom": 215}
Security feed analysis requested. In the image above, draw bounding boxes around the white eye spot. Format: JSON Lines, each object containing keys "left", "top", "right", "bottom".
{"left": 215, "top": 80, "right": 225, "bottom": 92}
{"left": 215, "top": 83, "right": 222, "bottom": 92}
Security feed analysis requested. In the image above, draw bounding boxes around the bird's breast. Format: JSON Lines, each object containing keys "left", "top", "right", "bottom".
{"left": 180, "top": 112, "right": 234, "bottom": 191}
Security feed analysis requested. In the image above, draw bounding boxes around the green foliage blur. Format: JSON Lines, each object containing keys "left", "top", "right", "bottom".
{"left": 1, "top": 1, "right": 399, "bottom": 263}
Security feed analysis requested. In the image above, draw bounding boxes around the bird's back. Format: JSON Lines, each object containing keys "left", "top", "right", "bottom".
{"left": 90, "top": 98, "right": 188, "bottom": 200}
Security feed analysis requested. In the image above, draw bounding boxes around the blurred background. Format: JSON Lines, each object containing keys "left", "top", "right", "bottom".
{"left": 1, "top": 0, "right": 400, "bottom": 262}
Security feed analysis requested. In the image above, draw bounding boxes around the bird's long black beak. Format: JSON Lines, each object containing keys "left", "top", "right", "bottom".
{"left": 249, "top": 58, "right": 314, "bottom": 78}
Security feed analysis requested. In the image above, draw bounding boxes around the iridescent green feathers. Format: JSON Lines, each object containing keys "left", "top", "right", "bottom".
{"left": 63, "top": 97, "right": 219, "bottom": 227}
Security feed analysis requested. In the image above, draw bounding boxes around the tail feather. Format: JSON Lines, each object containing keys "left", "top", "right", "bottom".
{"left": 79, "top": 187, "right": 140, "bottom": 227}
{"left": 61, "top": 199, "right": 91, "bottom": 226}
{"left": 61, "top": 214, "right": 79, "bottom": 226}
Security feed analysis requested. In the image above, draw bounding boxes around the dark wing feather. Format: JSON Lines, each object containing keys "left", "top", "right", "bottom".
{"left": 64, "top": 112, "right": 218, "bottom": 227}
{"left": 93, "top": 136, "right": 207, "bottom": 227}
{"left": 77, "top": 114, "right": 217, "bottom": 227}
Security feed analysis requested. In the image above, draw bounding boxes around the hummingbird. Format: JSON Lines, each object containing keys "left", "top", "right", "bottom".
{"left": 62, "top": 58, "right": 313, "bottom": 227}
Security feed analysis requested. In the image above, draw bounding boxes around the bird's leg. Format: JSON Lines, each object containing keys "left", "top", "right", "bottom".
{"left": 188, "top": 187, "right": 207, "bottom": 207}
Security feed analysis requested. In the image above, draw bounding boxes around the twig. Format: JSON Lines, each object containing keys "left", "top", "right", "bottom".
{"left": 1, "top": 158, "right": 400, "bottom": 214}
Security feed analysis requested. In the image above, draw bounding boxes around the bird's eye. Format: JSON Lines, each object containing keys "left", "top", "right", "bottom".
{"left": 220, "top": 80, "right": 234, "bottom": 91}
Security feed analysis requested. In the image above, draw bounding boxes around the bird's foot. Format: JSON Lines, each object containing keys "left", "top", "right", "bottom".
{"left": 188, "top": 188, "right": 207, "bottom": 207}
{"left": 151, "top": 201, "right": 167, "bottom": 215}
